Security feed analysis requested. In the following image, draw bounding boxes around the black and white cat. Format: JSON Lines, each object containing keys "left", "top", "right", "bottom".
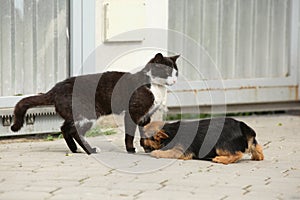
{"left": 11, "top": 53, "right": 180, "bottom": 154}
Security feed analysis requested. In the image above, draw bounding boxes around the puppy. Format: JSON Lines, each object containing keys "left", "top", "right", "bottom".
{"left": 141, "top": 118, "right": 264, "bottom": 164}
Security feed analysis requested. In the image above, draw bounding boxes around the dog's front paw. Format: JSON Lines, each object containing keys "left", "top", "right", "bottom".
{"left": 212, "top": 156, "right": 229, "bottom": 165}
{"left": 150, "top": 150, "right": 162, "bottom": 158}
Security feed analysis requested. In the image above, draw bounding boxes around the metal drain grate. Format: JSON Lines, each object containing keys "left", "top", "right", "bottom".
{"left": 0, "top": 107, "right": 63, "bottom": 137}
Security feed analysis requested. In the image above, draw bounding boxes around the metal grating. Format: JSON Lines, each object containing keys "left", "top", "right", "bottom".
{"left": 0, "top": 107, "right": 63, "bottom": 137}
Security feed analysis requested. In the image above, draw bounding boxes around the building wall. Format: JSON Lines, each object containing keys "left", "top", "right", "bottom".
{"left": 169, "top": 0, "right": 292, "bottom": 81}
{"left": 94, "top": 0, "right": 169, "bottom": 73}
{"left": 167, "top": 0, "right": 300, "bottom": 112}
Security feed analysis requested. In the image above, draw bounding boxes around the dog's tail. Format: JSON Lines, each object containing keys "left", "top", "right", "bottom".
{"left": 240, "top": 121, "right": 264, "bottom": 161}
{"left": 11, "top": 91, "right": 55, "bottom": 132}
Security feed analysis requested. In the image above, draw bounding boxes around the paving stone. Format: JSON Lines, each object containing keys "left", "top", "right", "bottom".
{"left": 0, "top": 114, "right": 299, "bottom": 199}
{"left": 0, "top": 191, "right": 51, "bottom": 200}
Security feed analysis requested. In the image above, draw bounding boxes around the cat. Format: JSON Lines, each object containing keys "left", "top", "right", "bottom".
{"left": 11, "top": 53, "right": 180, "bottom": 154}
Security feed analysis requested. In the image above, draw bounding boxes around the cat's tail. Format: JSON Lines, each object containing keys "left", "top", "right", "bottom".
{"left": 11, "top": 91, "right": 55, "bottom": 132}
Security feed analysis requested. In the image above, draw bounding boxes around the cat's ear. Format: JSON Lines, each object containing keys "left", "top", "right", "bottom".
{"left": 170, "top": 55, "right": 180, "bottom": 63}
{"left": 153, "top": 53, "right": 164, "bottom": 63}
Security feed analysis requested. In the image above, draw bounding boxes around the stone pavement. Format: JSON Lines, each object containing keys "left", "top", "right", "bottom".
{"left": 0, "top": 114, "right": 300, "bottom": 200}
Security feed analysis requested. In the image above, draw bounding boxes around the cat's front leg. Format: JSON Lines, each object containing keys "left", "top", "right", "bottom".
{"left": 61, "top": 121, "right": 78, "bottom": 153}
{"left": 124, "top": 112, "right": 137, "bottom": 153}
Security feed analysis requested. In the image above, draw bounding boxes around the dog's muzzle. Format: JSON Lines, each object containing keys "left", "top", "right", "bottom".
{"left": 140, "top": 138, "right": 155, "bottom": 153}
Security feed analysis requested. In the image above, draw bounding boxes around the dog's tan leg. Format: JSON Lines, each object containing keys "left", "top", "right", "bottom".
{"left": 212, "top": 149, "right": 243, "bottom": 165}
{"left": 251, "top": 144, "right": 264, "bottom": 161}
{"left": 151, "top": 149, "right": 181, "bottom": 159}
{"left": 179, "top": 153, "right": 194, "bottom": 160}
{"left": 150, "top": 146, "right": 193, "bottom": 160}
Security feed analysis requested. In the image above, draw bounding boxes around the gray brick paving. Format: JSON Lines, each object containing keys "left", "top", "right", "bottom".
{"left": 0, "top": 114, "right": 299, "bottom": 200}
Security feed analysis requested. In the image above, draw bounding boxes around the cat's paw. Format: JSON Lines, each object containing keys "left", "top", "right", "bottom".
{"left": 126, "top": 147, "right": 136, "bottom": 154}
{"left": 138, "top": 116, "right": 151, "bottom": 127}
{"left": 94, "top": 147, "right": 101, "bottom": 153}
{"left": 90, "top": 147, "right": 100, "bottom": 154}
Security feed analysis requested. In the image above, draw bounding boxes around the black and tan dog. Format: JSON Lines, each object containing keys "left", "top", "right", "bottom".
{"left": 141, "top": 118, "right": 264, "bottom": 164}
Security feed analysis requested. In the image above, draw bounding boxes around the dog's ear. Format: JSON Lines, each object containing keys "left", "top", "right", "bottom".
{"left": 143, "top": 121, "right": 165, "bottom": 137}
{"left": 153, "top": 130, "right": 169, "bottom": 141}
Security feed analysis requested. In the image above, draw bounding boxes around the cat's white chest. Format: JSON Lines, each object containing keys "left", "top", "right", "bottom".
{"left": 150, "top": 84, "right": 167, "bottom": 112}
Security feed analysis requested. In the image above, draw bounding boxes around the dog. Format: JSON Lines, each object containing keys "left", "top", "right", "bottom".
{"left": 141, "top": 118, "right": 264, "bottom": 164}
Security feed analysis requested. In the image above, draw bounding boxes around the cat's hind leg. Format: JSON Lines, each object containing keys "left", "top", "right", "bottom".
{"left": 73, "top": 120, "right": 98, "bottom": 154}
{"left": 61, "top": 120, "right": 77, "bottom": 153}
{"left": 62, "top": 119, "right": 97, "bottom": 154}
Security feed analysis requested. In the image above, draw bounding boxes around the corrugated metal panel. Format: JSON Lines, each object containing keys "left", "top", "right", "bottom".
{"left": 169, "top": 0, "right": 291, "bottom": 81}
{"left": 0, "top": 0, "right": 69, "bottom": 96}
{"left": 0, "top": 0, "right": 69, "bottom": 137}
{"left": 168, "top": 0, "right": 299, "bottom": 112}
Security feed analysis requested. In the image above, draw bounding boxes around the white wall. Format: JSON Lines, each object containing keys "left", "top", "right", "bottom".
{"left": 95, "top": 0, "right": 169, "bottom": 73}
